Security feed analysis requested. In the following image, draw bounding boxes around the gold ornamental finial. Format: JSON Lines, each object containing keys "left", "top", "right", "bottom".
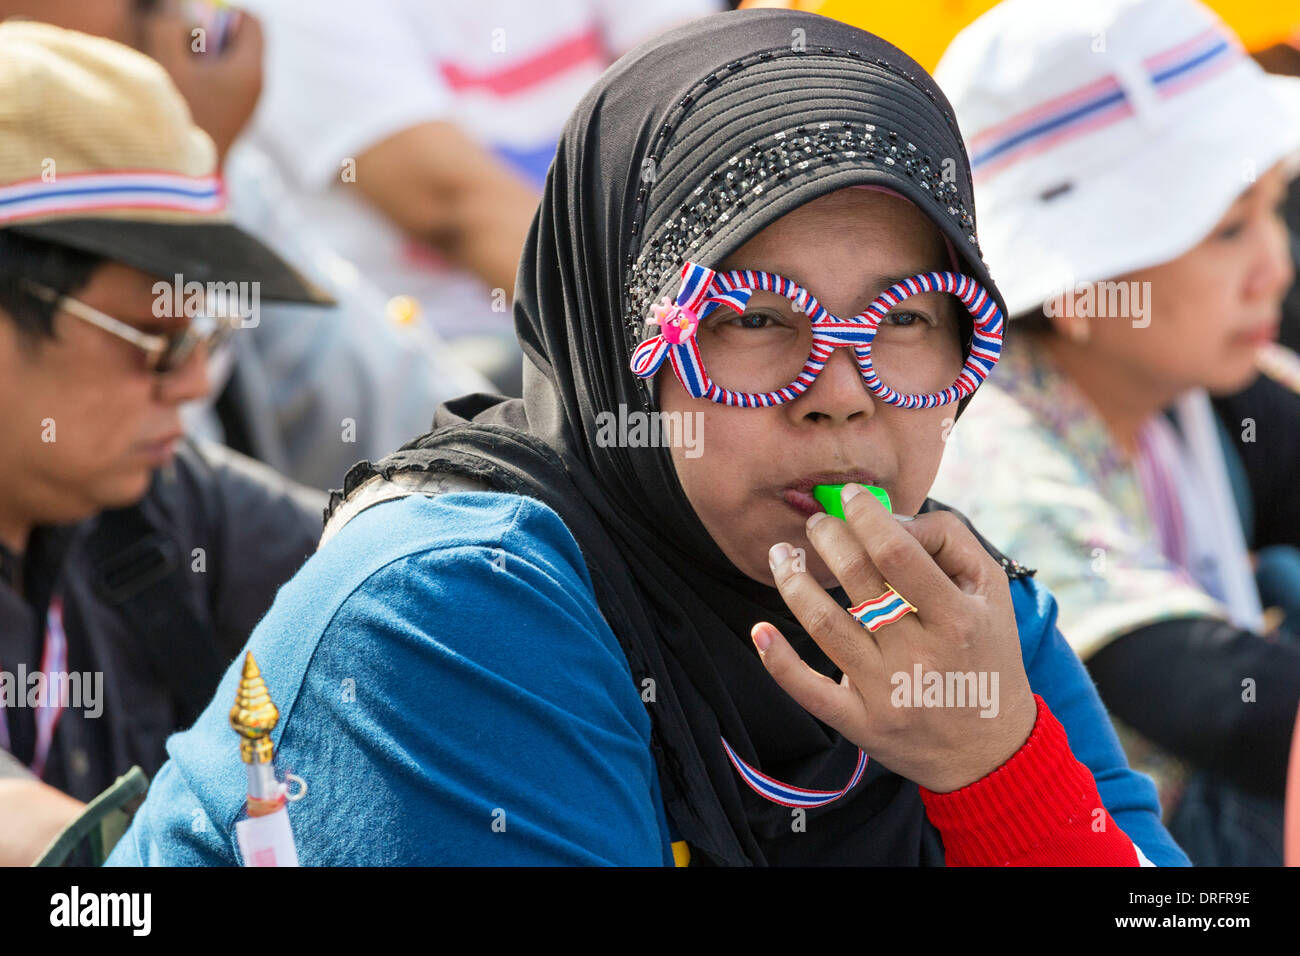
{"left": 229, "top": 652, "right": 279, "bottom": 765}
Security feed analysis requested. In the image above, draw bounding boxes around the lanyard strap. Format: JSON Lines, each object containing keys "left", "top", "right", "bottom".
{"left": 721, "top": 736, "right": 868, "bottom": 809}
{"left": 0, "top": 595, "right": 69, "bottom": 779}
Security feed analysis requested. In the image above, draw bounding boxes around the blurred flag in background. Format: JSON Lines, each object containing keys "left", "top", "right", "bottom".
{"left": 741, "top": 0, "right": 1300, "bottom": 68}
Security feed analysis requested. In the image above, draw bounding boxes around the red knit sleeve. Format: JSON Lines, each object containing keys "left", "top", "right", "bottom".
{"left": 919, "top": 694, "right": 1142, "bottom": 866}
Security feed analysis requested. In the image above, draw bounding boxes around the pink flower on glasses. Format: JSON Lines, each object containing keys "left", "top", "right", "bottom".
{"left": 648, "top": 295, "right": 699, "bottom": 345}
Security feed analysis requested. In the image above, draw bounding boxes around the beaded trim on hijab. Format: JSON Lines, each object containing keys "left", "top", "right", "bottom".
{"left": 625, "top": 122, "right": 978, "bottom": 354}
{"left": 620, "top": 47, "right": 981, "bottom": 354}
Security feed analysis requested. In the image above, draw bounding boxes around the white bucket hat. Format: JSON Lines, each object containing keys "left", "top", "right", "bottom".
{"left": 935, "top": 0, "right": 1300, "bottom": 319}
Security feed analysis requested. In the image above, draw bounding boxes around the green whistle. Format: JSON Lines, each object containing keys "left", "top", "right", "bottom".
{"left": 812, "top": 483, "right": 892, "bottom": 520}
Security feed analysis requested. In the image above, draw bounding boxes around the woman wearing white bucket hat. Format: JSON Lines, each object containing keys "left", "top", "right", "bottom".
{"left": 931, "top": 0, "right": 1300, "bottom": 865}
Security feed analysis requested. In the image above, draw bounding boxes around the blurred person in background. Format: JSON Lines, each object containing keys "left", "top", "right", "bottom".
{"left": 1212, "top": 31, "right": 1300, "bottom": 634}
{"left": 234, "top": 0, "right": 723, "bottom": 398}
{"left": 3, "top": 0, "right": 497, "bottom": 491}
{"left": 931, "top": 0, "right": 1300, "bottom": 864}
{"left": 0, "top": 21, "right": 327, "bottom": 863}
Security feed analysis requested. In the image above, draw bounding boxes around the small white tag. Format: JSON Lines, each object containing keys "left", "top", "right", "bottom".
{"left": 235, "top": 807, "right": 300, "bottom": 867}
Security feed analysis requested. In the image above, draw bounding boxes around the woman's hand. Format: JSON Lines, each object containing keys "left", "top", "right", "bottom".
{"left": 755, "top": 483, "right": 1038, "bottom": 793}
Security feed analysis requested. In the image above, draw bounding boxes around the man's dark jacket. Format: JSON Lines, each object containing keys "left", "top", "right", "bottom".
{"left": 0, "top": 439, "right": 324, "bottom": 802}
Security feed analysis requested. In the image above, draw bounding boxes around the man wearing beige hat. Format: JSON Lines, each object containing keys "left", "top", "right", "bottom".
{"left": 0, "top": 20, "right": 330, "bottom": 863}
{"left": 2, "top": 0, "right": 498, "bottom": 492}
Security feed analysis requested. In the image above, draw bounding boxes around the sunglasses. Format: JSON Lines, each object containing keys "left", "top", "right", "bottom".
{"left": 21, "top": 279, "right": 241, "bottom": 374}
{"left": 630, "top": 262, "right": 1004, "bottom": 409}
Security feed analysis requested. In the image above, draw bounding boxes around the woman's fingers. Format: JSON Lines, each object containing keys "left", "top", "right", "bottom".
{"left": 896, "top": 511, "right": 1000, "bottom": 595}
{"left": 803, "top": 510, "right": 891, "bottom": 603}
{"left": 768, "top": 543, "right": 884, "bottom": 680}
{"left": 839, "top": 484, "right": 962, "bottom": 612}
{"left": 751, "top": 622, "right": 860, "bottom": 732}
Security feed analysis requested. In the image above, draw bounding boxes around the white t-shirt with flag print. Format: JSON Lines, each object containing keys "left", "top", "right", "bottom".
{"left": 232, "top": 0, "right": 720, "bottom": 341}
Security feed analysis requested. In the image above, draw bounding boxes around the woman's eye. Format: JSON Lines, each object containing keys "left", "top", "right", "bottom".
{"left": 731, "top": 311, "right": 782, "bottom": 330}
{"left": 1216, "top": 223, "right": 1243, "bottom": 241}
{"left": 883, "top": 310, "right": 930, "bottom": 328}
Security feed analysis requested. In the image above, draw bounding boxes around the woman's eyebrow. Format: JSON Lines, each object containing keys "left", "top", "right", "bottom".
{"left": 733, "top": 268, "right": 951, "bottom": 310}
{"left": 739, "top": 269, "right": 934, "bottom": 292}
{"left": 860, "top": 273, "right": 926, "bottom": 295}
{"left": 1229, "top": 181, "right": 1258, "bottom": 206}
{"left": 845, "top": 272, "right": 948, "bottom": 306}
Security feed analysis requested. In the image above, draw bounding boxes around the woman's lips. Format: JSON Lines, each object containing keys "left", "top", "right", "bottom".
{"left": 781, "top": 472, "right": 881, "bottom": 519}
{"left": 783, "top": 488, "right": 825, "bottom": 518}
{"left": 1232, "top": 324, "right": 1280, "bottom": 348}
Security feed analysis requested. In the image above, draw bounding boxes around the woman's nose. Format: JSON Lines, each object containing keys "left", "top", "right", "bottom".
{"left": 1248, "top": 211, "right": 1295, "bottom": 303}
{"left": 794, "top": 344, "right": 875, "bottom": 423}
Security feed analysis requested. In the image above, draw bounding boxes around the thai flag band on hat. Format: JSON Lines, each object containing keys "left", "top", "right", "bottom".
{"left": 630, "top": 260, "right": 1004, "bottom": 408}
{"left": 721, "top": 735, "right": 868, "bottom": 809}
{"left": 969, "top": 26, "right": 1244, "bottom": 181}
{"left": 849, "top": 586, "right": 917, "bottom": 633}
{"left": 0, "top": 170, "right": 226, "bottom": 225}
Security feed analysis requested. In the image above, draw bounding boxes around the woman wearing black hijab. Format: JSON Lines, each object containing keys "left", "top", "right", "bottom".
{"left": 107, "top": 9, "right": 1187, "bottom": 866}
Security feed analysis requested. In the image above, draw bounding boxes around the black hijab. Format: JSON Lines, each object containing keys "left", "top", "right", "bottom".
{"left": 331, "top": 9, "right": 1007, "bottom": 865}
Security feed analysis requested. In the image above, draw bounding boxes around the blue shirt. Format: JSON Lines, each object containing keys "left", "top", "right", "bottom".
{"left": 107, "top": 491, "right": 1189, "bottom": 866}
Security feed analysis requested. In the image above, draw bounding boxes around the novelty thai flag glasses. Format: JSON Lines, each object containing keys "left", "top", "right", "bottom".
{"left": 630, "top": 261, "right": 1004, "bottom": 408}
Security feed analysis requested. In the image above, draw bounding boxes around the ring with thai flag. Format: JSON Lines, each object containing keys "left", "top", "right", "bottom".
{"left": 848, "top": 585, "right": 917, "bottom": 633}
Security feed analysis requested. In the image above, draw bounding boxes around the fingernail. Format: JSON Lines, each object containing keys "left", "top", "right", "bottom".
{"left": 769, "top": 542, "right": 791, "bottom": 570}
{"left": 806, "top": 511, "right": 827, "bottom": 531}
{"left": 752, "top": 626, "right": 772, "bottom": 655}
{"left": 841, "top": 482, "right": 862, "bottom": 504}
{"left": 893, "top": 514, "right": 914, "bottom": 523}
